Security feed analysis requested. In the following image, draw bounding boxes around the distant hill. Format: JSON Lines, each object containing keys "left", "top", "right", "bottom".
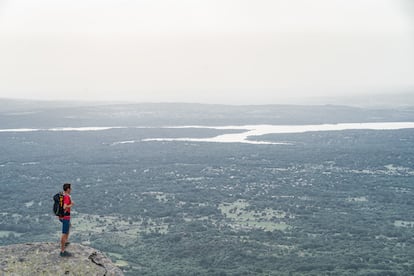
{"left": 1, "top": 98, "right": 414, "bottom": 128}
{"left": 306, "top": 92, "right": 414, "bottom": 108}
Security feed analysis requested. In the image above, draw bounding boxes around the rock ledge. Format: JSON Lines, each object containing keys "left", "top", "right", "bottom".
{"left": 0, "top": 242, "right": 123, "bottom": 275}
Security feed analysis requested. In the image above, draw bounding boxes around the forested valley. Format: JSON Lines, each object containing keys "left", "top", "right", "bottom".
{"left": 0, "top": 102, "right": 413, "bottom": 275}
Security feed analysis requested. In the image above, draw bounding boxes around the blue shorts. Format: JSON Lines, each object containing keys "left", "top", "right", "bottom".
{"left": 59, "top": 219, "right": 70, "bottom": 234}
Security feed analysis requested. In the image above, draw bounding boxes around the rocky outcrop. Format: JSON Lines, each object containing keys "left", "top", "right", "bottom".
{"left": 0, "top": 242, "right": 124, "bottom": 275}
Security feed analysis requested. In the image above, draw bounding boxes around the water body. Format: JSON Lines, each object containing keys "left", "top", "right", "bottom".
{"left": 0, "top": 127, "right": 123, "bottom": 132}
{"left": 1, "top": 122, "right": 414, "bottom": 145}
{"left": 142, "top": 122, "right": 414, "bottom": 145}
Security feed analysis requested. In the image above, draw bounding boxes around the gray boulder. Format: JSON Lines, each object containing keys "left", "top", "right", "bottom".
{"left": 0, "top": 242, "right": 124, "bottom": 275}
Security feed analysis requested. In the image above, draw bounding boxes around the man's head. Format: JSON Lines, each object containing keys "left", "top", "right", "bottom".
{"left": 63, "top": 183, "right": 71, "bottom": 193}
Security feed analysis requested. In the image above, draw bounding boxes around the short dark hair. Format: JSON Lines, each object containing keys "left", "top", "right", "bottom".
{"left": 63, "top": 183, "right": 71, "bottom": 191}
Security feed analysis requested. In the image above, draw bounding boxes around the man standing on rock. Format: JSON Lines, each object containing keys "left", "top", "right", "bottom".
{"left": 59, "top": 183, "right": 74, "bottom": 257}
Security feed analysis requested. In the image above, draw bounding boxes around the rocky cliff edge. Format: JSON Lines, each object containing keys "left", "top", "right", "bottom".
{"left": 0, "top": 242, "right": 124, "bottom": 275}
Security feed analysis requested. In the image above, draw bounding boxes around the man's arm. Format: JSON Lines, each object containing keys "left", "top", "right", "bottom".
{"left": 63, "top": 196, "right": 74, "bottom": 210}
{"left": 63, "top": 201, "right": 74, "bottom": 210}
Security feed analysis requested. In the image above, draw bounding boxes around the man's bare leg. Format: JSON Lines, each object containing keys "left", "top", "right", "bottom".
{"left": 61, "top": 233, "right": 68, "bottom": 252}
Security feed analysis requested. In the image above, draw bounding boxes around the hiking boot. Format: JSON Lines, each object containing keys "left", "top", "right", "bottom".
{"left": 60, "top": 251, "right": 73, "bottom": 257}
{"left": 64, "top": 242, "right": 70, "bottom": 247}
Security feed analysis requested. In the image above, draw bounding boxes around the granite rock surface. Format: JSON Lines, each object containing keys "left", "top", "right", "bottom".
{"left": 0, "top": 242, "right": 124, "bottom": 275}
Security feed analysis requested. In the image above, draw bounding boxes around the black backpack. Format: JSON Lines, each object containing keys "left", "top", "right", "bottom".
{"left": 53, "top": 192, "right": 65, "bottom": 217}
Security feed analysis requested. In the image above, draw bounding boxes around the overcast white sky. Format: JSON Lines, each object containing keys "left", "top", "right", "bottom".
{"left": 0, "top": 0, "right": 413, "bottom": 104}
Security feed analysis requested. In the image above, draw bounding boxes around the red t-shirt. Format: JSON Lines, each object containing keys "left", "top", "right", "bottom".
{"left": 61, "top": 194, "right": 71, "bottom": 220}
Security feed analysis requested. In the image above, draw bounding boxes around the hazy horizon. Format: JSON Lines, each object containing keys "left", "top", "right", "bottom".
{"left": 2, "top": 91, "right": 414, "bottom": 108}
{"left": 0, "top": 0, "right": 413, "bottom": 105}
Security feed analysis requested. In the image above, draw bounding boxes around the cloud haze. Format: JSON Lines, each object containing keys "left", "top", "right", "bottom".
{"left": 0, "top": 0, "right": 413, "bottom": 104}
